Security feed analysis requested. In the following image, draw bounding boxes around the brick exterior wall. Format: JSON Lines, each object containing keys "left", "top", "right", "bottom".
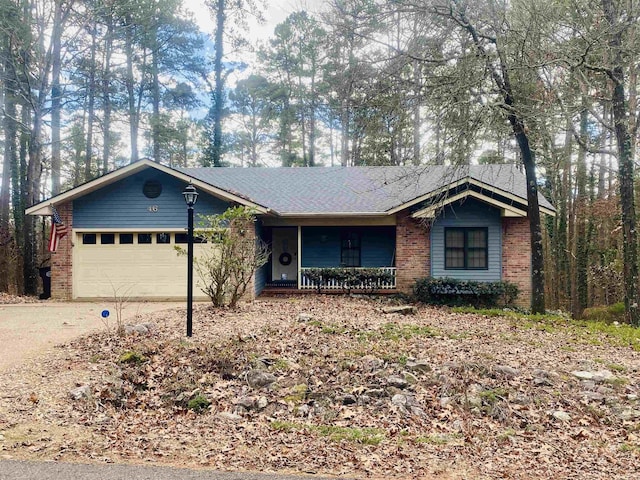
{"left": 395, "top": 212, "right": 430, "bottom": 293}
{"left": 502, "top": 217, "right": 532, "bottom": 308}
{"left": 51, "top": 202, "right": 73, "bottom": 300}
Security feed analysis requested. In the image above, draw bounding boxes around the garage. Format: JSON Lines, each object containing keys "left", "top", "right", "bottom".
{"left": 72, "top": 230, "right": 209, "bottom": 300}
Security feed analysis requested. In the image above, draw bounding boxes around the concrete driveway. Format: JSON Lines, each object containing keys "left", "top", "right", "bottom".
{"left": 0, "top": 301, "right": 183, "bottom": 372}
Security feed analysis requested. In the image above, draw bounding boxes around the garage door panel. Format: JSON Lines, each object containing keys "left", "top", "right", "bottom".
{"left": 73, "top": 233, "right": 211, "bottom": 299}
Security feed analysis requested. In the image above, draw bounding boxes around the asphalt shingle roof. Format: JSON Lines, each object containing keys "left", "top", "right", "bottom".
{"left": 176, "top": 164, "right": 554, "bottom": 215}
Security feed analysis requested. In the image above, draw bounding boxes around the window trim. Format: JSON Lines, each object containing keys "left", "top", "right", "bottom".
{"left": 444, "top": 227, "right": 488, "bottom": 270}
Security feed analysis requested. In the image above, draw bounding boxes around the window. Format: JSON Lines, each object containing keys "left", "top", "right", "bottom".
{"left": 341, "top": 230, "right": 361, "bottom": 267}
{"left": 82, "top": 233, "right": 96, "bottom": 245}
{"left": 143, "top": 180, "right": 162, "bottom": 198}
{"left": 100, "top": 233, "right": 115, "bottom": 245}
{"left": 119, "top": 234, "right": 134, "bottom": 244}
{"left": 156, "top": 233, "right": 170, "bottom": 244}
{"left": 175, "top": 233, "right": 207, "bottom": 244}
{"left": 138, "top": 233, "right": 152, "bottom": 244}
{"left": 445, "top": 227, "right": 488, "bottom": 270}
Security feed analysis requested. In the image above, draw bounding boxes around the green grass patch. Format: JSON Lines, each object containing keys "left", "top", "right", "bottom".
{"left": 270, "top": 421, "right": 385, "bottom": 445}
{"left": 118, "top": 350, "right": 148, "bottom": 364}
{"left": 452, "top": 307, "right": 640, "bottom": 351}
{"left": 187, "top": 394, "right": 211, "bottom": 413}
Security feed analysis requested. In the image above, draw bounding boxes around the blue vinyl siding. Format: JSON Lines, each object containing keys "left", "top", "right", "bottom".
{"left": 254, "top": 219, "right": 267, "bottom": 295}
{"left": 301, "top": 226, "right": 395, "bottom": 268}
{"left": 73, "top": 170, "right": 230, "bottom": 228}
{"left": 430, "top": 198, "right": 502, "bottom": 281}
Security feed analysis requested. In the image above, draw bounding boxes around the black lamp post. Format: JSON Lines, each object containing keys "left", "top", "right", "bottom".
{"left": 182, "top": 184, "right": 198, "bottom": 337}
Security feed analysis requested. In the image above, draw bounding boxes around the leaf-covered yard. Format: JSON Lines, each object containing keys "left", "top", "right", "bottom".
{"left": 0, "top": 297, "right": 639, "bottom": 479}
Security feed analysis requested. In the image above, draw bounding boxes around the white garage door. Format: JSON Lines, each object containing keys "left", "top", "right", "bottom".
{"left": 73, "top": 231, "right": 210, "bottom": 300}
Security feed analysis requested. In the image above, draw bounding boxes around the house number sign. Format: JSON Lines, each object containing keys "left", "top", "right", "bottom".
{"left": 148, "top": 205, "right": 159, "bottom": 212}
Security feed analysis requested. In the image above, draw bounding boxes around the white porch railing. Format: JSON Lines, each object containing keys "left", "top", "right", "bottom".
{"left": 299, "top": 267, "right": 397, "bottom": 290}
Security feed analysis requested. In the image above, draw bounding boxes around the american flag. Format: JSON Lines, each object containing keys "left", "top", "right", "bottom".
{"left": 48, "top": 206, "right": 68, "bottom": 253}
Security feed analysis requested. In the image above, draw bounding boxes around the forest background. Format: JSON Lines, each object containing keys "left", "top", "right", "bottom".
{"left": 1, "top": 0, "right": 638, "bottom": 323}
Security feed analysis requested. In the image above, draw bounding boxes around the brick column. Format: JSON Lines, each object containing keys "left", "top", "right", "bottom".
{"left": 51, "top": 202, "right": 73, "bottom": 300}
{"left": 502, "top": 217, "right": 531, "bottom": 308}
{"left": 395, "top": 211, "right": 430, "bottom": 293}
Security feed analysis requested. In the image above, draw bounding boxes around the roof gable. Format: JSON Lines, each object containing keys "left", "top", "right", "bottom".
{"left": 26, "top": 160, "right": 269, "bottom": 216}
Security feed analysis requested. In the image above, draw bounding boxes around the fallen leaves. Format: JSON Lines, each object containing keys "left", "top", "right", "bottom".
{"left": 0, "top": 296, "right": 639, "bottom": 479}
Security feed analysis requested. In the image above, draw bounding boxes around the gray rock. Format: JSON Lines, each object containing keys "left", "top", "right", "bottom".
{"left": 627, "top": 394, "right": 638, "bottom": 402}
{"left": 361, "top": 355, "right": 385, "bottom": 370}
{"left": 533, "top": 369, "right": 551, "bottom": 378}
{"left": 466, "top": 395, "right": 482, "bottom": 408}
{"left": 256, "top": 396, "right": 268, "bottom": 410}
{"left": 246, "top": 370, "right": 276, "bottom": 389}
{"left": 402, "top": 372, "right": 419, "bottom": 385}
{"left": 218, "top": 412, "right": 243, "bottom": 422}
{"left": 235, "top": 396, "right": 257, "bottom": 410}
{"left": 581, "top": 391, "right": 605, "bottom": 403}
{"left": 592, "top": 370, "right": 615, "bottom": 383}
{"left": 296, "top": 404, "right": 311, "bottom": 417}
{"left": 571, "top": 371, "right": 594, "bottom": 381}
{"left": 69, "top": 385, "right": 91, "bottom": 401}
{"left": 533, "top": 377, "right": 554, "bottom": 387}
{"left": 365, "top": 388, "right": 385, "bottom": 398}
{"left": 581, "top": 380, "right": 596, "bottom": 391}
{"left": 406, "top": 359, "right": 431, "bottom": 373}
{"left": 410, "top": 406, "right": 426, "bottom": 417}
{"left": 392, "top": 394, "right": 408, "bottom": 406}
{"left": 552, "top": 411, "right": 571, "bottom": 422}
{"left": 358, "top": 395, "right": 371, "bottom": 405}
{"left": 439, "top": 396, "right": 453, "bottom": 408}
{"left": 297, "top": 313, "right": 314, "bottom": 323}
{"left": 124, "top": 324, "right": 149, "bottom": 335}
{"left": 342, "top": 394, "right": 357, "bottom": 405}
{"left": 387, "top": 375, "right": 408, "bottom": 389}
{"left": 494, "top": 365, "right": 519, "bottom": 378}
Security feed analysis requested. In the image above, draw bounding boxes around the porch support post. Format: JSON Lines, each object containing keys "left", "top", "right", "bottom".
{"left": 297, "top": 226, "right": 302, "bottom": 289}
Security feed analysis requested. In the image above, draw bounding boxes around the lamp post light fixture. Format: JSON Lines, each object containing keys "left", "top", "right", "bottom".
{"left": 182, "top": 183, "right": 199, "bottom": 337}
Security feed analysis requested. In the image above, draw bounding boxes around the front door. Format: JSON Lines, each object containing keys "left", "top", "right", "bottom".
{"left": 272, "top": 227, "right": 298, "bottom": 282}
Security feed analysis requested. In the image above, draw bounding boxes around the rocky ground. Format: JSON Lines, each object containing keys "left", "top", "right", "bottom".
{"left": 0, "top": 296, "right": 639, "bottom": 479}
{"left": 0, "top": 293, "right": 42, "bottom": 304}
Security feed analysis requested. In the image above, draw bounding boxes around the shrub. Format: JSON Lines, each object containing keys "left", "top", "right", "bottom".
{"left": 176, "top": 206, "right": 270, "bottom": 307}
{"left": 582, "top": 302, "right": 627, "bottom": 324}
{"left": 413, "top": 277, "right": 519, "bottom": 308}
{"left": 303, "top": 267, "right": 394, "bottom": 293}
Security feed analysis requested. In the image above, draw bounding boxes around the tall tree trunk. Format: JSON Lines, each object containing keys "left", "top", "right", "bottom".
{"left": 102, "top": 14, "right": 113, "bottom": 174}
{"left": 340, "top": 102, "right": 349, "bottom": 166}
{"left": 212, "top": 0, "right": 225, "bottom": 167}
{"left": 574, "top": 105, "right": 588, "bottom": 317}
{"left": 151, "top": 21, "right": 161, "bottom": 162}
{"left": 50, "top": 0, "right": 63, "bottom": 195}
{"left": 602, "top": 0, "right": 639, "bottom": 325}
{"left": 453, "top": 7, "right": 546, "bottom": 312}
{"left": 0, "top": 39, "right": 14, "bottom": 230}
{"left": 125, "top": 15, "right": 139, "bottom": 163}
{"left": 84, "top": 28, "right": 96, "bottom": 181}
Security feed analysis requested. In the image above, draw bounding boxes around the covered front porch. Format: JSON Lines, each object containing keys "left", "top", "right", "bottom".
{"left": 256, "top": 221, "right": 398, "bottom": 294}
